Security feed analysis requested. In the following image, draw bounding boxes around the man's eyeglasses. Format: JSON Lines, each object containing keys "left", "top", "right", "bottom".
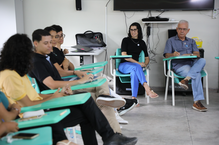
{"left": 51, "top": 35, "right": 60, "bottom": 39}
{"left": 130, "top": 29, "right": 138, "bottom": 32}
{"left": 177, "top": 28, "right": 188, "bottom": 31}
{"left": 59, "top": 34, "right": 65, "bottom": 38}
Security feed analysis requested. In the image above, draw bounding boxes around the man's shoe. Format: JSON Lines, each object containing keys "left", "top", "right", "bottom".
{"left": 192, "top": 101, "right": 207, "bottom": 112}
{"left": 124, "top": 98, "right": 139, "bottom": 106}
{"left": 104, "top": 133, "right": 138, "bottom": 145}
{"left": 117, "top": 101, "right": 136, "bottom": 116}
{"left": 115, "top": 111, "right": 128, "bottom": 124}
{"left": 178, "top": 79, "right": 189, "bottom": 90}
{"left": 97, "top": 95, "right": 126, "bottom": 108}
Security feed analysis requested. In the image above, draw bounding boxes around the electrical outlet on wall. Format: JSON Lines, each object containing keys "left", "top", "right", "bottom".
{"left": 212, "top": 9, "right": 217, "bottom": 19}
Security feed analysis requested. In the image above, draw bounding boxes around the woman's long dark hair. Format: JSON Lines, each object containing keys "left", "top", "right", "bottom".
{"left": 128, "top": 22, "right": 143, "bottom": 40}
{"left": 0, "top": 34, "right": 34, "bottom": 76}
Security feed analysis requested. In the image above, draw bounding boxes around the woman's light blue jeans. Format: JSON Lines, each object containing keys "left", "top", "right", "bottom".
{"left": 175, "top": 58, "right": 206, "bottom": 102}
{"left": 119, "top": 62, "right": 147, "bottom": 98}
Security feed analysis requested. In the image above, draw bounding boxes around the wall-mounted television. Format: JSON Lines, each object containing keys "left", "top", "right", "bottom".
{"left": 114, "top": 0, "right": 215, "bottom": 11}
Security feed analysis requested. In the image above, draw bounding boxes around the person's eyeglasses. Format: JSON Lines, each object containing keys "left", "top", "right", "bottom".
{"left": 130, "top": 29, "right": 138, "bottom": 32}
{"left": 55, "top": 35, "right": 60, "bottom": 39}
{"left": 51, "top": 35, "right": 60, "bottom": 39}
{"left": 60, "top": 34, "right": 66, "bottom": 38}
{"left": 177, "top": 28, "right": 188, "bottom": 31}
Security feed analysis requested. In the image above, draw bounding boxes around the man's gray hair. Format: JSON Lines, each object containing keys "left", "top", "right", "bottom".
{"left": 178, "top": 20, "right": 189, "bottom": 28}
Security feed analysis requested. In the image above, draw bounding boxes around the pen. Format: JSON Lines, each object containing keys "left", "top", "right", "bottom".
{"left": 60, "top": 110, "right": 67, "bottom": 116}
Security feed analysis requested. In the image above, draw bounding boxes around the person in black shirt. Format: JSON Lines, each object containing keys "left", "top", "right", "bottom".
{"left": 44, "top": 26, "right": 75, "bottom": 77}
{"left": 29, "top": 29, "right": 129, "bottom": 134}
{"left": 27, "top": 30, "right": 138, "bottom": 145}
{"left": 51, "top": 24, "right": 69, "bottom": 55}
{"left": 119, "top": 22, "right": 159, "bottom": 101}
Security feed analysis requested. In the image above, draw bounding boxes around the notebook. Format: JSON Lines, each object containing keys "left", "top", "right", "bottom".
{"left": 71, "top": 45, "right": 93, "bottom": 52}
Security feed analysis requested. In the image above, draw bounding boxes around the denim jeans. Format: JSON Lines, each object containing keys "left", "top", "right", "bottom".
{"left": 175, "top": 58, "right": 206, "bottom": 102}
{"left": 119, "top": 62, "right": 147, "bottom": 98}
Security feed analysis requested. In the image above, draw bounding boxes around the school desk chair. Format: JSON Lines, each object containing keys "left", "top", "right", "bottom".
{"left": 110, "top": 48, "right": 150, "bottom": 103}
{"left": 163, "top": 55, "right": 209, "bottom": 106}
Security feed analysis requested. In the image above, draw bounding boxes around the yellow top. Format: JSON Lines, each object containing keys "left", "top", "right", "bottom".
{"left": 0, "top": 70, "right": 43, "bottom": 105}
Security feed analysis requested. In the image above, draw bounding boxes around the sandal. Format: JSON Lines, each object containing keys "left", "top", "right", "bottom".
{"left": 147, "top": 90, "right": 159, "bottom": 98}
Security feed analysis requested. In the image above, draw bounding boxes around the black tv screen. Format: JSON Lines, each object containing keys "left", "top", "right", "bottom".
{"left": 114, "top": 0, "right": 215, "bottom": 11}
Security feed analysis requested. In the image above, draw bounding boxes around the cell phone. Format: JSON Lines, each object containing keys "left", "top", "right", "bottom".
{"left": 12, "top": 133, "right": 39, "bottom": 139}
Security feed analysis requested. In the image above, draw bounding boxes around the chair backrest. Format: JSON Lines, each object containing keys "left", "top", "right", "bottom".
{"left": 115, "top": 48, "right": 145, "bottom": 69}
{"left": 27, "top": 74, "right": 41, "bottom": 93}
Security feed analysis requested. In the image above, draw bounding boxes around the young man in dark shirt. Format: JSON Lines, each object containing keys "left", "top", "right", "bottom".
{"left": 29, "top": 29, "right": 126, "bottom": 134}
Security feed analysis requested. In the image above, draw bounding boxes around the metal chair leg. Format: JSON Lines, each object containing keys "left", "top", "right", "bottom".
{"left": 113, "top": 69, "right": 116, "bottom": 92}
{"left": 146, "top": 69, "right": 150, "bottom": 103}
{"left": 205, "top": 71, "right": 209, "bottom": 105}
{"left": 171, "top": 72, "right": 175, "bottom": 106}
{"left": 164, "top": 75, "right": 169, "bottom": 100}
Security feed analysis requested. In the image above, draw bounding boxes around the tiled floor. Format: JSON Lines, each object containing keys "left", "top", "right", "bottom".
{"left": 96, "top": 90, "right": 219, "bottom": 145}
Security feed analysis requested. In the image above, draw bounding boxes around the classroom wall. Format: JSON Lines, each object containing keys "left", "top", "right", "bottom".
{"left": 0, "top": 0, "right": 24, "bottom": 51}
{"left": 21, "top": 0, "right": 219, "bottom": 89}
{"left": 0, "top": 0, "right": 17, "bottom": 49}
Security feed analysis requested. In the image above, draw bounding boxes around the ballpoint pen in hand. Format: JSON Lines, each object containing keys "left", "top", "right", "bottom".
{"left": 174, "top": 50, "right": 180, "bottom": 56}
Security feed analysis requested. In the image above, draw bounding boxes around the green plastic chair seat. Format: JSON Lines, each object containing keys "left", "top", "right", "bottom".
{"left": 171, "top": 69, "right": 207, "bottom": 78}
{"left": 166, "top": 56, "right": 207, "bottom": 84}
{"left": 115, "top": 69, "right": 147, "bottom": 83}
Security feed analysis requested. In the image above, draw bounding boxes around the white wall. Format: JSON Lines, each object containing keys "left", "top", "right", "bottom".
{"left": 23, "top": 0, "right": 219, "bottom": 89}
{"left": 0, "top": 0, "right": 17, "bottom": 49}
{"left": 0, "top": 0, "right": 24, "bottom": 50}
{"left": 15, "top": 0, "right": 24, "bottom": 33}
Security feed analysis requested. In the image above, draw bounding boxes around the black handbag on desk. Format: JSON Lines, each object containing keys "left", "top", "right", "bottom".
{"left": 75, "top": 30, "right": 106, "bottom": 47}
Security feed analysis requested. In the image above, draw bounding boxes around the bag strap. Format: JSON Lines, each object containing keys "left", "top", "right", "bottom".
{"left": 84, "top": 30, "right": 94, "bottom": 35}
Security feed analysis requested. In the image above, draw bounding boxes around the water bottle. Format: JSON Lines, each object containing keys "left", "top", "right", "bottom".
{"left": 65, "top": 128, "right": 74, "bottom": 142}
{"left": 69, "top": 128, "right": 74, "bottom": 140}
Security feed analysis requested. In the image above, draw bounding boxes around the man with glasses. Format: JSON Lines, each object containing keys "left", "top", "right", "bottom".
{"left": 163, "top": 20, "right": 207, "bottom": 112}
{"left": 44, "top": 26, "right": 75, "bottom": 72}
{"left": 51, "top": 25, "right": 69, "bottom": 55}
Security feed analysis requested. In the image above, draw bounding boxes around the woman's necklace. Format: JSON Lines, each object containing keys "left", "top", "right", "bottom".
{"left": 131, "top": 38, "right": 140, "bottom": 46}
